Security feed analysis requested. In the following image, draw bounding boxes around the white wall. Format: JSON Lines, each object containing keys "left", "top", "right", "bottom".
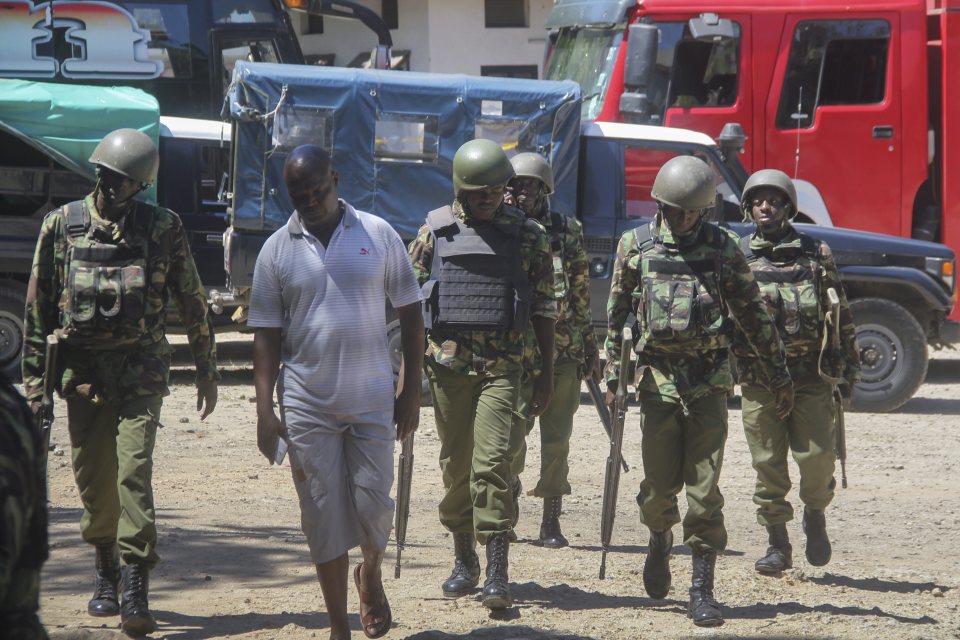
{"left": 292, "top": 0, "right": 551, "bottom": 76}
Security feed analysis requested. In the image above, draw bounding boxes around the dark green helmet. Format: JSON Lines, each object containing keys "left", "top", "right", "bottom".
{"left": 651, "top": 155, "right": 716, "bottom": 210}
{"left": 452, "top": 139, "right": 515, "bottom": 193}
{"left": 89, "top": 128, "right": 159, "bottom": 185}
{"left": 510, "top": 152, "right": 554, "bottom": 195}
{"left": 741, "top": 168, "right": 798, "bottom": 214}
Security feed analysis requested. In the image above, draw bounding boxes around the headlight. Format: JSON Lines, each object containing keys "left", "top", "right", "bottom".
{"left": 926, "top": 256, "right": 955, "bottom": 296}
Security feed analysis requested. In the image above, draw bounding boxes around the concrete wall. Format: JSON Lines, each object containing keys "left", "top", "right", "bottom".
{"left": 292, "top": 0, "right": 551, "bottom": 76}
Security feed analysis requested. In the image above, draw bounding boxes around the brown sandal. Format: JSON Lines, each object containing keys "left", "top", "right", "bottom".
{"left": 353, "top": 563, "right": 392, "bottom": 639}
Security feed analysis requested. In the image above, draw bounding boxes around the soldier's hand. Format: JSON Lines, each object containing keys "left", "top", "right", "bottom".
{"left": 604, "top": 386, "right": 616, "bottom": 418}
{"left": 394, "top": 385, "right": 421, "bottom": 442}
{"left": 774, "top": 383, "right": 795, "bottom": 420}
{"left": 257, "top": 411, "right": 286, "bottom": 464}
{"left": 584, "top": 352, "right": 601, "bottom": 382}
{"left": 30, "top": 399, "right": 43, "bottom": 422}
{"left": 530, "top": 372, "right": 554, "bottom": 418}
{"left": 503, "top": 187, "right": 517, "bottom": 207}
{"left": 196, "top": 379, "right": 218, "bottom": 420}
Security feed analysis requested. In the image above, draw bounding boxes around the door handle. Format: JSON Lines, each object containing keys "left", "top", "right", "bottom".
{"left": 872, "top": 125, "right": 894, "bottom": 139}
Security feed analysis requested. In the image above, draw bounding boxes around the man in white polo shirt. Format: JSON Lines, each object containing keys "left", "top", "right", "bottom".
{"left": 249, "top": 145, "right": 423, "bottom": 640}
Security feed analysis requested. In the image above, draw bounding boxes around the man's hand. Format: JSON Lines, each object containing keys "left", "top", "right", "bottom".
{"left": 774, "top": 383, "right": 795, "bottom": 420}
{"left": 196, "top": 378, "right": 218, "bottom": 420}
{"left": 394, "top": 385, "right": 421, "bottom": 442}
{"left": 584, "top": 352, "right": 601, "bottom": 382}
{"left": 530, "top": 371, "right": 554, "bottom": 418}
{"left": 604, "top": 385, "right": 616, "bottom": 418}
{"left": 256, "top": 410, "right": 286, "bottom": 464}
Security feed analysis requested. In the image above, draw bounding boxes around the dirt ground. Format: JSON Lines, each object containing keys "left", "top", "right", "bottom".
{"left": 36, "top": 334, "right": 960, "bottom": 640}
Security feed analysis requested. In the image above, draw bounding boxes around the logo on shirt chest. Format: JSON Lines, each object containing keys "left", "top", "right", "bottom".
{"left": 359, "top": 247, "right": 369, "bottom": 255}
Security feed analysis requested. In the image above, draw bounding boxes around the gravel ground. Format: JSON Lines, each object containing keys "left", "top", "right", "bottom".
{"left": 37, "top": 336, "right": 960, "bottom": 639}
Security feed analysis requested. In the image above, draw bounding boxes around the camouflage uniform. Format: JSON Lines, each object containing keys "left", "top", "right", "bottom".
{"left": 22, "top": 193, "right": 219, "bottom": 569}
{"left": 510, "top": 200, "right": 597, "bottom": 499}
{"left": 606, "top": 218, "right": 791, "bottom": 553}
{"left": 734, "top": 226, "right": 861, "bottom": 526}
{"left": 409, "top": 199, "right": 556, "bottom": 542}
{"left": 0, "top": 373, "right": 49, "bottom": 640}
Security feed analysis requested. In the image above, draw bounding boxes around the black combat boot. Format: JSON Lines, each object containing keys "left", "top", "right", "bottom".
{"left": 120, "top": 563, "right": 156, "bottom": 636}
{"left": 803, "top": 507, "right": 832, "bottom": 566}
{"left": 87, "top": 543, "right": 120, "bottom": 617}
{"left": 441, "top": 532, "right": 481, "bottom": 598}
{"left": 755, "top": 523, "right": 793, "bottom": 574}
{"left": 642, "top": 528, "right": 673, "bottom": 599}
{"left": 510, "top": 478, "right": 522, "bottom": 528}
{"left": 481, "top": 534, "right": 512, "bottom": 610}
{"left": 538, "top": 496, "right": 568, "bottom": 548}
{"left": 688, "top": 550, "right": 723, "bottom": 627}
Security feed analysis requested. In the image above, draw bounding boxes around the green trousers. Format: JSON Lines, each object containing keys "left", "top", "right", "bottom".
{"left": 426, "top": 360, "right": 519, "bottom": 545}
{"left": 741, "top": 383, "right": 837, "bottom": 526}
{"left": 67, "top": 394, "right": 163, "bottom": 568}
{"left": 0, "top": 569, "right": 45, "bottom": 640}
{"left": 636, "top": 391, "right": 728, "bottom": 553}
{"left": 509, "top": 361, "right": 580, "bottom": 498}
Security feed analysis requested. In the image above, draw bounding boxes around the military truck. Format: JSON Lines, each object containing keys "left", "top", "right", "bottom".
{"left": 222, "top": 62, "right": 956, "bottom": 412}
{"left": 0, "top": 79, "right": 232, "bottom": 378}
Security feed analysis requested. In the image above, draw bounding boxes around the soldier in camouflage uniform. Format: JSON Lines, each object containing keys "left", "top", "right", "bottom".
{"left": 734, "top": 169, "right": 861, "bottom": 574}
{"left": 605, "top": 156, "right": 794, "bottom": 627}
{"left": 504, "top": 153, "right": 598, "bottom": 548}
{"left": 408, "top": 139, "right": 556, "bottom": 610}
{"left": 0, "top": 372, "right": 49, "bottom": 640}
{"left": 22, "top": 128, "right": 219, "bottom": 636}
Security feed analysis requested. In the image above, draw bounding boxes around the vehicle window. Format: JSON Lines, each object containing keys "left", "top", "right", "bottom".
{"left": 650, "top": 21, "right": 740, "bottom": 114}
{"left": 126, "top": 3, "right": 194, "bottom": 78}
{"left": 776, "top": 19, "right": 890, "bottom": 129}
{"left": 221, "top": 39, "right": 280, "bottom": 88}
{"left": 273, "top": 106, "right": 335, "bottom": 153}
{"left": 213, "top": 0, "right": 282, "bottom": 24}
{"left": 200, "top": 144, "right": 230, "bottom": 203}
{"left": 375, "top": 114, "right": 440, "bottom": 163}
{"left": 474, "top": 118, "right": 538, "bottom": 158}
{"left": 622, "top": 147, "right": 728, "bottom": 219}
{"left": 545, "top": 26, "right": 624, "bottom": 121}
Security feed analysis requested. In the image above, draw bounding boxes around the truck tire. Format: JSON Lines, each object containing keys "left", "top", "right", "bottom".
{"left": 0, "top": 282, "right": 27, "bottom": 381}
{"left": 848, "top": 297, "right": 928, "bottom": 413}
{"left": 386, "top": 319, "right": 432, "bottom": 407}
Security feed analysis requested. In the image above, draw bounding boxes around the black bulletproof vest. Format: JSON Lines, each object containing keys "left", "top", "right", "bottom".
{"left": 422, "top": 206, "right": 530, "bottom": 332}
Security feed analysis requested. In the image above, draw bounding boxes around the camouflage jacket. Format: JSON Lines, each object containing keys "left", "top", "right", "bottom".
{"left": 23, "top": 194, "right": 219, "bottom": 403}
{"left": 0, "top": 373, "right": 47, "bottom": 605}
{"left": 733, "top": 226, "right": 861, "bottom": 388}
{"left": 605, "top": 219, "right": 791, "bottom": 403}
{"left": 521, "top": 204, "right": 597, "bottom": 378}
{"left": 409, "top": 199, "right": 557, "bottom": 376}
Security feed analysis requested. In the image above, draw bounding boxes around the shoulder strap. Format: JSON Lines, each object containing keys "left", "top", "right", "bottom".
{"left": 632, "top": 220, "right": 656, "bottom": 253}
{"left": 426, "top": 205, "right": 457, "bottom": 233}
{"left": 798, "top": 233, "right": 821, "bottom": 260}
{"left": 739, "top": 234, "right": 756, "bottom": 263}
{"left": 64, "top": 200, "right": 90, "bottom": 238}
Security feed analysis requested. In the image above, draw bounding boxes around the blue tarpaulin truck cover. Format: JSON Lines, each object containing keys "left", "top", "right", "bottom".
{"left": 0, "top": 79, "right": 161, "bottom": 205}
{"left": 225, "top": 61, "right": 582, "bottom": 238}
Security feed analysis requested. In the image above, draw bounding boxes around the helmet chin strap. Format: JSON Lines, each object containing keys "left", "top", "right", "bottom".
{"left": 95, "top": 174, "right": 147, "bottom": 211}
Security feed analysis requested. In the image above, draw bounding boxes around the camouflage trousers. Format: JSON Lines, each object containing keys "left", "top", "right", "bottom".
{"left": 636, "top": 391, "right": 728, "bottom": 554}
{"left": 509, "top": 361, "right": 580, "bottom": 498}
{"left": 741, "top": 382, "right": 837, "bottom": 526}
{"left": 67, "top": 394, "right": 163, "bottom": 568}
{"left": 1, "top": 544, "right": 46, "bottom": 640}
{"left": 426, "top": 359, "right": 519, "bottom": 545}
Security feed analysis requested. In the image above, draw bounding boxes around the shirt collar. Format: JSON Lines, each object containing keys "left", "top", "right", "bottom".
{"left": 287, "top": 199, "right": 356, "bottom": 236}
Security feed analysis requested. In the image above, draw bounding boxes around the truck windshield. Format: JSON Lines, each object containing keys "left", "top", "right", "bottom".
{"left": 545, "top": 26, "right": 624, "bottom": 121}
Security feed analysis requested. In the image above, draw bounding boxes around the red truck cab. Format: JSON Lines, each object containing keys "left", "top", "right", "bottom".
{"left": 545, "top": 0, "right": 960, "bottom": 321}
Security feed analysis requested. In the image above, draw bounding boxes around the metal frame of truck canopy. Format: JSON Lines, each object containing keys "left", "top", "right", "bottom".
{"left": 225, "top": 61, "right": 583, "bottom": 241}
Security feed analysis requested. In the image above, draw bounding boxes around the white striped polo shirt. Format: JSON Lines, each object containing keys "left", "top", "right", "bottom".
{"left": 248, "top": 200, "right": 422, "bottom": 414}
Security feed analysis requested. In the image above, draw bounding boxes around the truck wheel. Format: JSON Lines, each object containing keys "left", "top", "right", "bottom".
{"left": 386, "top": 320, "right": 432, "bottom": 407}
{"left": 0, "top": 282, "right": 27, "bottom": 381}
{"left": 848, "top": 297, "right": 928, "bottom": 413}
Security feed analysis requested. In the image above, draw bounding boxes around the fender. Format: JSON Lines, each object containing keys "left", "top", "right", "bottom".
{"left": 838, "top": 265, "right": 953, "bottom": 311}
{"left": 792, "top": 179, "right": 833, "bottom": 226}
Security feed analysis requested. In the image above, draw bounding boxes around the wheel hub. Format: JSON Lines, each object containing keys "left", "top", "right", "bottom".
{"left": 856, "top": 322, "right": 902, "bottom": 390}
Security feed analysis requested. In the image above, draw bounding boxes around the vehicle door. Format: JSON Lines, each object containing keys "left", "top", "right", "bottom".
{"left": 764, "top": 15, "right": 901, "bottom": 235}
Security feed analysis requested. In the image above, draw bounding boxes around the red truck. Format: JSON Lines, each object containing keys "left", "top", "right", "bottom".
{"left": 543, "top": 0, "right": 960, "bottom": 327}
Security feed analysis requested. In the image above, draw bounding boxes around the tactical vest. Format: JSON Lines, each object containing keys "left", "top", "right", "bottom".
{"left": 631, "top": 221, "right": 732, "bottom": 355}
{"left": 737, "top": 233, "right": 824, "bottom": 358}
{"left": 546, "top": 212, "right": 570, "bottom": 314}
{"left": 422, "top": 206, "right": 531, "bottom": 332}
{"left": 59, "top": 200, "right": 152, "bottom": 347}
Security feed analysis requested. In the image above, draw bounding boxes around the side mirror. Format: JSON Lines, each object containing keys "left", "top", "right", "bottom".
{"left": 620, "top": 23, "right": 661, "bottom": 124}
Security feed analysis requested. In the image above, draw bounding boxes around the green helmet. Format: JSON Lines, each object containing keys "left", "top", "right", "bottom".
{"left": 88, "top": 128, "right": 159, "bottom": 185}
{"left": 509, "top": 152, "right": 554, "bottom": 195}
{"left": 651, "top": 155, "right": 716, "bottom": 210}
{"left": 452, "top": 139, "right": 515, "bottom": 194}
{"left": 741, "top": 168, "right": 798, "bottom": 215}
